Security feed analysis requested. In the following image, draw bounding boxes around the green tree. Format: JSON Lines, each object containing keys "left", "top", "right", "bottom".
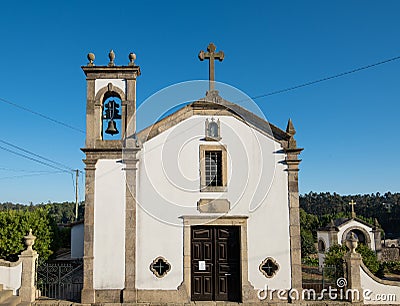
{"left": 324, "top": 244, "right": 347, "bottom": 276}
{"left": 0, "top": 208, "right": 55, "bottom": 261}
{"left": 300, "top": 208, "right": 319, "bottom": 236}
{"left": 356, "top": 244, "right": 380, "bottom": 275}
{"left": 301, "top": 228, "right": 317, "bottom": 256}
{"left": 300, "top": 208, "right": 318, "bottom": 257}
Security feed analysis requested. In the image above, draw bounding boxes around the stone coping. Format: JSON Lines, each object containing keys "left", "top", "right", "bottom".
{"left": 361, "top": 261, "right": 400, "bottom": 287}
{"left": 0, "top": 258, "right": 22, "bottom": 267}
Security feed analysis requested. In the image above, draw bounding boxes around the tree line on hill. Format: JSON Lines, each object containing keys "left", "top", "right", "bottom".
{"left": 299, "top": 191, "right": 400, "bottom": 257}
{"left": 300, "top": 191, "right": 400, "bottom": 238}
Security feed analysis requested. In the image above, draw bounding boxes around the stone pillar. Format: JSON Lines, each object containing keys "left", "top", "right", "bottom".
{"left": 81, "top": 159, "right": 96, "bottom": 304}
{"left": 373, "top": 219, "right": 382, "bottom": 260}
{"left": 284, "top": 119, "right": 303, "bottom": 293}
{"left": 18, "top": 230, "right": 39, "bottom": 303}
{"left": 344, "top": 233, "right": 363, "bottom": 303}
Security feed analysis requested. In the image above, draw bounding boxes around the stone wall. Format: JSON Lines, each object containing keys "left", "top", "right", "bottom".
{"left": 381, "top": 247, "right": 400, "bottom": 262}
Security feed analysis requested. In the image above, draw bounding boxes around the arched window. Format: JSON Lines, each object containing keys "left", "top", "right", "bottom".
{"left": 318, "top": 239, "right": 326, "bottom": 252}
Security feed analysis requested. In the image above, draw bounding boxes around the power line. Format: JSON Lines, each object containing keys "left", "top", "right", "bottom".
{"left": 0, "top": 172, "right": 64, "bottom": 180}
{"left": 0, "top": 167, "right": 57, "bottom": 173}
{"left": 0, "top": 139, "right": 74, "bottom": 172}
{"left": 247, "top": 55, "right": 400, "bottom": 101}
{"left": 0, "top": 140, "right": 83, "bottom": 202}
{"left": 0, "top": 97, "right": 85, "bottom": 134}
{"left": 0, "top": 144, "right": 71, "bottom": 173}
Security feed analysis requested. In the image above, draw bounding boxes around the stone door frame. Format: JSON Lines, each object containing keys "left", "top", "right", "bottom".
{"left": 181, "top": 215, "right": 251, "bottom": 302}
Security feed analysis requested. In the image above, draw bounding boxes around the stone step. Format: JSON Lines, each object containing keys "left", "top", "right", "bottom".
{"left": 0, "top": 295, "right": 22, "bottom": 306}
{"left": 0, "top": 291, "right": 13, "bottom": 303}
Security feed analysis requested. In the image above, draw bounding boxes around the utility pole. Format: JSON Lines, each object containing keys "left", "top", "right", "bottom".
{"left": 75, "top": 169, "right": 79, "bottom": 221}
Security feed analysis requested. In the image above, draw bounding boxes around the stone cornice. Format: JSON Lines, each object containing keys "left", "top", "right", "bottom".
{"left": 81, "top": 66, "right": 141, "bottom": 79}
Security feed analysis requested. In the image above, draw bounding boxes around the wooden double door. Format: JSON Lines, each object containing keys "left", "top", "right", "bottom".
{"left": 191, "top": 226, "right": 241, "bottom": 302}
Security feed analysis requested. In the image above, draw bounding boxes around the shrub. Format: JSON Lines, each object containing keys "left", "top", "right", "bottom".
{"left": 324, "top": 243, "right": 382, "bottom": 277}
{"left": 0, "top": 208, "right": 55, "bottom": 261}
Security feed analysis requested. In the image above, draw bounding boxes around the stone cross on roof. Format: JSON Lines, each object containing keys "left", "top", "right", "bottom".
{"left": 198, "top": 43, "right": 224, "bottom": 92}
{"left": 349, "top": 200, "right": 356, "bottom": 218}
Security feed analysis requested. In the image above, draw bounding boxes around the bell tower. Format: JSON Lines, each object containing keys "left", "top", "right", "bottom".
{"left": 81, "top": 50, "right": 140, "bottom": 303}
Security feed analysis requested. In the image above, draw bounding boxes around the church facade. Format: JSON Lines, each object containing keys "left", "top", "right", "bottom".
{"left": 80, "top": 45, "right": 303, "bottom": 304}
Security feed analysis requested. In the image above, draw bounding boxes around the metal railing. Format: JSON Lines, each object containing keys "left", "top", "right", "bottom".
{"left": 36, "top": 260, "right": 83, "bottom": 302}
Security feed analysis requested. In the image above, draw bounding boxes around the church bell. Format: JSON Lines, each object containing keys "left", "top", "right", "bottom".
{"left": 105, "top": 120, "right": 119, "bottom": 135}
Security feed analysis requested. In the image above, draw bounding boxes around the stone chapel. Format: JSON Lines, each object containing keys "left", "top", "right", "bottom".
{"left": 317, "top": 203, "right": 382, "bottom": 267}
{"left": 80, "top": 44, "right": 303, "bottom": 304}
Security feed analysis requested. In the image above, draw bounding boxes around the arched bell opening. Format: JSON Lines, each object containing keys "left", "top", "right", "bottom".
{"left": 102, "top": 95, "right": 122, "bottom": 140}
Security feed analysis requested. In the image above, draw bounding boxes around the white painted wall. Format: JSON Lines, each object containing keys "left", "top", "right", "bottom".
{"left": 94, "top": 79, "right": 126, "bottom": 97}
{"left": 360, "top": 266, "right": 400, "bottom": 304}
{"left": 71, "top": 223, "right": 84, "bottom": 259}
{"left": 337, "top": 220, "right": 375, "bottom": 250}
{"left": 93, "top": 159, "right": 126, "bottom": 289}
{"left": 136, "top": 115, "right": 291, "bottom": 290}
{"left": 0, "top": 262, "right": 22, "bottom": 294}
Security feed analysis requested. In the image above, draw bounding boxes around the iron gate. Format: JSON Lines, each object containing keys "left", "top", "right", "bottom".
{"left": 37, "top": 260, "right": 83, "bottom": 302}
{"left": 302, "top": 265, "right": 345, "bottom": 300}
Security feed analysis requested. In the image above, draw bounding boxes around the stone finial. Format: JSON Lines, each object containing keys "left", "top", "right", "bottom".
{"left": 328, "top": 219, "right": 336, "bottom": 229}
{"left": 128, "top": 53, "right": 136, "bottom": 66}
{"left": 108, "top": 50, "right": 115, "bottom": 67}
{"left": 24, "top": 229, "right": 36, "bottom": 251}
{"left": 374, "top": 218, "right": 380, "bottom": 228}
{"left": 286, "top": 119, "right": 298, "bottom": 149}
{"left": 346, "top": 232, "right": 359, "bottom": 253}
{"left": 286, "top": 118, "right": 296, "bottom": 136}
{"left": 87, "top": 53, "right": 95, "bottom": 66}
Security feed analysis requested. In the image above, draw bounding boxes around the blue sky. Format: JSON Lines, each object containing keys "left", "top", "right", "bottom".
{"left": 0, "top": 1, "right": 399, "bottom": 204}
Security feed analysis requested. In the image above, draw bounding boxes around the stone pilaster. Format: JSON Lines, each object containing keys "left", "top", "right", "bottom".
{"left": 81, "top": 159, "right": 96, "bottom": 304}
{"left": 122, "top": 149, "right": 140, "bottom": 302}
{"left": 373, "top": 230, "right": 382, "bottom": 260}
{"left": 283, "top": 119, "right": 303, "bottom": 294}
{"left": 328, "top": 220, "right": 339, "bottom": 245}
{"left": 85, "top": 79, "right": 96, "bottom": 148}
{"left": 373, "top": 219, "right": 382, "bottom": 260}
{"left": 344, "top": 234, "right": 363, "bottom": 303}
{"left": 18, "top": 230, "right": 38, "bottom": 303}
{"left": 344, "top": 252, "right": 363, "bottom": 303}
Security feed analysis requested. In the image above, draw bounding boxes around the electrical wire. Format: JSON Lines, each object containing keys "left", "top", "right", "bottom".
{"left": 0, "top": 144, "right": 71, "bottom": 173}
{"left": 0, "top": 167, "right": 57, "bottom": 173}
{"left": 0, "top": 97, "right": 85, "bottom": 134}
{"left": 0, "top": 172, "right": 64, "bottom": 180}
{"left": 0, "top": 139, "right": 75, "bottom": 172}
{"left": 244, "top": 55, "right": 400, "bottom": 101}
